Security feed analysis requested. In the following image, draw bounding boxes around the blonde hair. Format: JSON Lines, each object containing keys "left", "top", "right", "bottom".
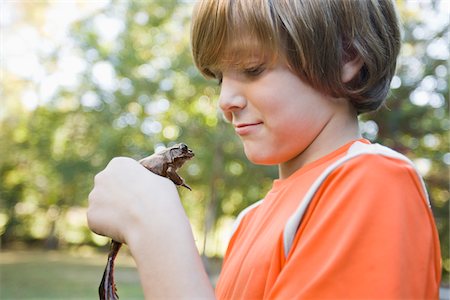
{"left": 191, "top": 0, "right": 401, "bottom": 114}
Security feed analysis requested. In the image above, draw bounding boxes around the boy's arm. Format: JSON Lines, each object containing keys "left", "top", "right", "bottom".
{"left": 87, "top": 157, "right": 215, "bottom": 299}
{"left": 128, "top": 208, "right": 214, "bottom": 299}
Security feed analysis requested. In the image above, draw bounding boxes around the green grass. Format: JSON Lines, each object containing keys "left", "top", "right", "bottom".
{"left": 0, "top": 249, "right": 144, "bottom": 299}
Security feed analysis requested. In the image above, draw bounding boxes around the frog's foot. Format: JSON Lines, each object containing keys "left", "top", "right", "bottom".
{"left": 181, "top": 182, "right": 192, "bottom": 191}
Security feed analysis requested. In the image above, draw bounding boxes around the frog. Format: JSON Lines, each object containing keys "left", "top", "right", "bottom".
{"left": 99, "top": 143, "right": 194, "bottom": 300}
{"left": 139, "top": 143, "right": 194, "bottom": 190}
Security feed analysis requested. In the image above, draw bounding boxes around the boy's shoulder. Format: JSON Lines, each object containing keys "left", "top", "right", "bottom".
{"left": 341, "top": 142, "right": 425, "bottom": 184}
{"left": 346, "top": 141, "right": 411, "bottom": 162}
{"left": 283, "top": 141, "right": 431, "bottom": 257}
{"left": 323, "top": 141, "right": 429, "bottom": 202}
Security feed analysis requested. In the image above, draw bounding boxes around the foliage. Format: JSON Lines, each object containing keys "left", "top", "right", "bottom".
{"left": 0, "top": 0, "right": 448, "bottom": 280}
{"left": 0, "top": 250, "right": 144, "bottom": 299}
{"left": 365, "top": 0, "right": 449, "bottom": 281}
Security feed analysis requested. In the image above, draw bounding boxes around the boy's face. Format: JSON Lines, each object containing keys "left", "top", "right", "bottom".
{"left": 216, "top": 52, "right": 343, "bottom": 168}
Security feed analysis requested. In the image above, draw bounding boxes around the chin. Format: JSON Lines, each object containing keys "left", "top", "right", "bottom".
{"left": 244, "top": 149, "right": 279, "bottom": 166}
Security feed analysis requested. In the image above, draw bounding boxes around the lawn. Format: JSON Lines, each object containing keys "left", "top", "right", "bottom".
{"left": 2, "top": 249, "right": 448, "bottom": 299}
{"left": 0, "top": 249, "right": 144, "bottom": 299}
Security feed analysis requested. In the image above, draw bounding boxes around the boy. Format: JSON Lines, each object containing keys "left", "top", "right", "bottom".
{"left": 88, "top": 0, "right": 441, "bottom": 298}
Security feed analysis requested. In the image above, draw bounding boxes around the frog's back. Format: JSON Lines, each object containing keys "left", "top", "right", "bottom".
{"left": 139, "top": 154, "right": 166, "bottom": 176}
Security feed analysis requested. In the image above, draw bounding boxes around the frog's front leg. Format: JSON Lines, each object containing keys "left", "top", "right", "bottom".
{"left": 166, "top": 165, "right": 191, "bottom": 191}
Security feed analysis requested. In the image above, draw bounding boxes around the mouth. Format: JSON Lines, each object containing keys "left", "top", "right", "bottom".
{"left": 234, "top": 122, "right": 263, "bottom": 136}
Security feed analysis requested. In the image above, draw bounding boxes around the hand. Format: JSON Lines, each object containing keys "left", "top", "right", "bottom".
{"left": 87, "top": 157, "right": 215, "bottom": 299}
{"left": 87, "top": 157, "right": 180, "bottom": 244}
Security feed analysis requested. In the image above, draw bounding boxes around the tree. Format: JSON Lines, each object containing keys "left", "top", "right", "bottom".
{"left": 1, "top": 0, "right": 448, "bottom": 281}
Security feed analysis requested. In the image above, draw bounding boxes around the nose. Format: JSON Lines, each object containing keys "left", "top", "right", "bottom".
{"left": 218, "top": 76, "right": 246, "bottom": 122}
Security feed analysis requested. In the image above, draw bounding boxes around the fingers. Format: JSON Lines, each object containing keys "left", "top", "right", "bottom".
{"left": 86, "top": 156, "right": 183, "bottom": 245}
{"left": 87, "top": 157, "right": 137, "bottom": 242}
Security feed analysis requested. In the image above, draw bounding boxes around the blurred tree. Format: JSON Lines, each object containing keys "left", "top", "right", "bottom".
{"left": 362, "top": 0, "right": 449, "bottom": 281}
{"left": 66, "top": 0, "right": 277, "bottom": 254}
{"left": 0, "top": 0, "right": 276, "bottom": 254}
{"left": 0, "top": 0, "right": 448, "bottom": 281}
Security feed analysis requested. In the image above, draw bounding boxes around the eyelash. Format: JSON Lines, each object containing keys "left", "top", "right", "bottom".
{"left": 243, "top": 65, "right": 265, "bottom": 77}
{"left": 216, "top": 75, "right": 223, "bottom": 86}
{"left": 213, "top": 64, "right": 265, "bottom": 86}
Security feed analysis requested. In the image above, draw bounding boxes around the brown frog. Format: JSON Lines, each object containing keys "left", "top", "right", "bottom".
{"left": 99, "top": 143, "right": 194, "bottom": 300}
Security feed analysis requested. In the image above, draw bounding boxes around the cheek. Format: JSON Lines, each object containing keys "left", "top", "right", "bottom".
{"left": 243, "top": 108, "right": 332, "bottom": 165}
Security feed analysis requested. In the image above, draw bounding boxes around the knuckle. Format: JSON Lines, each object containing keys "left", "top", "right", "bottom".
{"left": 88, "top": 189, "right": 95, "bottom": 204}
{"left": 109, "top": 157, "right": 121, "bottom": 165}
{"left": 110, "top": 156, "right": 128, "bottom": 165}
{"left": 93, "top": 171, "right": 103, "bottom": 185}
{"left": 86, "top": 209, "right": 102, "bottom": 236}
{"left": 86, "top": 209, "right": 96, "bottom": 230}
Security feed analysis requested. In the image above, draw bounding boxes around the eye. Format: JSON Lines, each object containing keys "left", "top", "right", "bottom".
{"left": 207, "top": 68, "right": 223, "bottom": 86}
{"left": 243, "top": 64, "right": 265, "bottom": 77}
{"left": 180, "top": 143, "right": 188, "bottom": 152}
{"left": 214, "top": 72, "right": 223, "bottom": 86}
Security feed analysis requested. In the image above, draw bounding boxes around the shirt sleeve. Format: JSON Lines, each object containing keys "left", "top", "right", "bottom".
{"left": 267, "top": 155, "right": 441, "bottom": 299}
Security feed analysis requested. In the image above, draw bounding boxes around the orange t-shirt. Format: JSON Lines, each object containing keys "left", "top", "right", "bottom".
{"left": 216, "top": 140, "right": 441, "bottom": 299}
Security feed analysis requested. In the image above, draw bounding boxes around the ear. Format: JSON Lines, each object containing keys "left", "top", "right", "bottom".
{"left": 341, "top": 55, "right": 364, "bottom": 83}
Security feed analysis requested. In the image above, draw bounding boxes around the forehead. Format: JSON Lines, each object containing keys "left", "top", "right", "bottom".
{"left": 191, "top": 0, "right": 280, "bottom": 75}
{"left": 221, "top": 43, "right": 268, "bottom": 62}
{"left": 210, "top": 37, "right": 279, "bottom": 74}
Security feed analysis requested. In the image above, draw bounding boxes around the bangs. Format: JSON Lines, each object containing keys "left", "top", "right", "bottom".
{"left": 191, "top": 0, "right": 280, "bottom": 78}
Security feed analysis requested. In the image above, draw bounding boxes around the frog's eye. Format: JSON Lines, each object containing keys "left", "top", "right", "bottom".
{"left": 180, "top": 143, "right": 188, "bottom": 152}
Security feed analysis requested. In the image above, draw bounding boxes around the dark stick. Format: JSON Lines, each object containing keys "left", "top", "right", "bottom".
{"left": 99, "top": 241, "right": 122, "bottom": 300}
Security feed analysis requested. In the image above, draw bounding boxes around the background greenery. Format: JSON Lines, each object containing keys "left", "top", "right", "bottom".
{"left": 1, "top": 0, "right": 449, "bottom": 294}
{"left": 0, "top": 250, "right": 144, "bottom": 299}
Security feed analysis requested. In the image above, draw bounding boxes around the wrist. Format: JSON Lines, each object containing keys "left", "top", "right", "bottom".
{"left": 125, "top": 205, "right": 215, "bottom": 299}
{"left": 123, "top": 178, "right": 182, "bottom": 245}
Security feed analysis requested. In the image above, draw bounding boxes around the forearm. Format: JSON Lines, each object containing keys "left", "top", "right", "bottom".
{"left": 127, "top": 199, "right": 215, "bottom": 299}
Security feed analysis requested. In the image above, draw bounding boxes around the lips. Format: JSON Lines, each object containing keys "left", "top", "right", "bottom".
{"left": 234, "top": 122, "right": 263, "bottom": 136}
